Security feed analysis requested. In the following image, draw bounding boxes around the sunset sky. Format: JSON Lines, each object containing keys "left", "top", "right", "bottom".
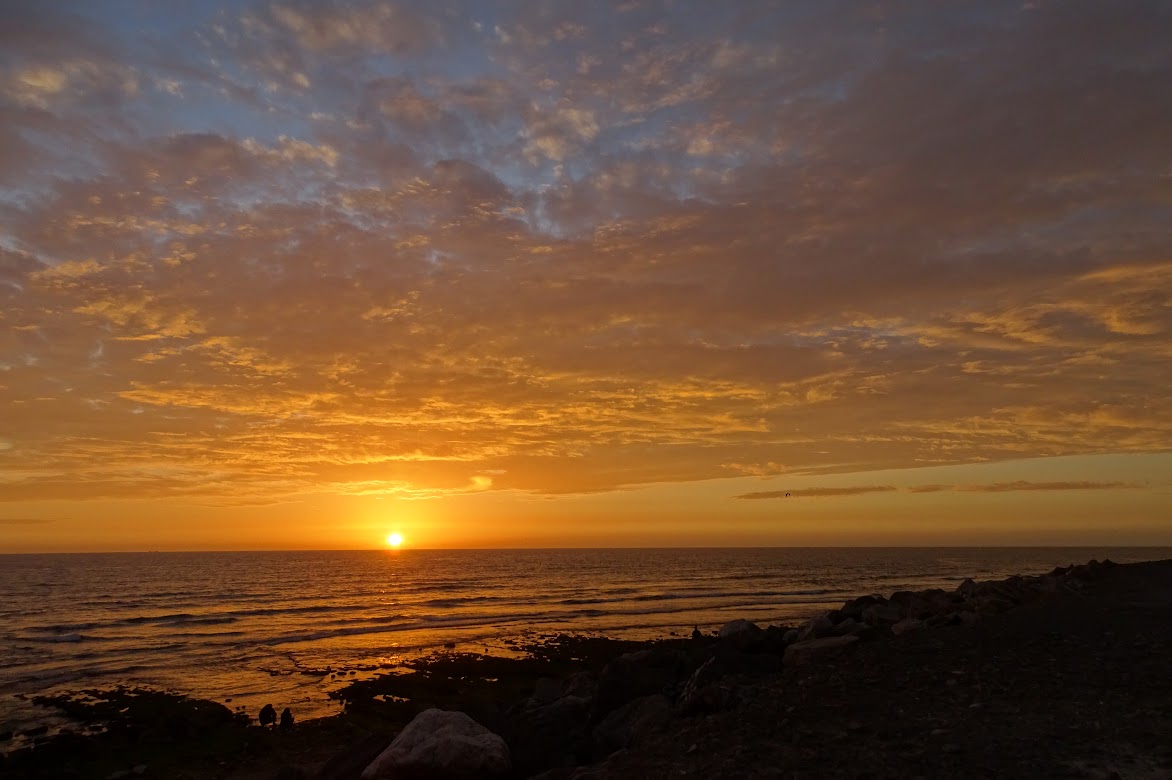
{"left": 1, "top": 0, "right": 1170, "bottom": 552}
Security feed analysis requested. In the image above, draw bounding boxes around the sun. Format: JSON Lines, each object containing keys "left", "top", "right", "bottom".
{"left": 386, "top": 532, "right": 404, "bottom": 548}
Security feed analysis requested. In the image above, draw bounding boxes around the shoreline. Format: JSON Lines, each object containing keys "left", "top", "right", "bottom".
{"left": 8, "top": 546, "right": 1167, "bottom": 737}
{"left": 3, "top": 557, "right": 1170, "bottom": 779}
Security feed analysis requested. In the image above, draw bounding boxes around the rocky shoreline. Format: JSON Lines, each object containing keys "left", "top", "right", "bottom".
{"left": 3, "top": 558, "right": 1169, "bottom": 779}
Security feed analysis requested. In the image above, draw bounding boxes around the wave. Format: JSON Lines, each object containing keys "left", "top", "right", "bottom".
{"left": 252, "top": 593, "right": 845, "bottom": 647}
{"left": 555, "top": 587, "right": 837, "bottom": 606}
{"left": 14, "top": 633, "right": 117, "bottom": 645}
{"left": 28, "top": 604, "right": 364, "bottom": 634}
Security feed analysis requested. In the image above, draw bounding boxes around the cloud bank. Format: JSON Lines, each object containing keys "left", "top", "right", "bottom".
{"left": 736, "top": 481, "right": 1140, "bottom": 499}
{"left": 1, "top": 0, "right": 1170, "bottom": 504}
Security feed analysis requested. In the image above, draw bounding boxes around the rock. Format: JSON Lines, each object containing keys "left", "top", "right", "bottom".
{"left": 783, "top": 635, "right": 859, "bottom": 666}
{"left": 132, "top": 767, "right": 147, "bottom": 776}
{"left": 888, "top": 590, "right": 919, "bottom": 607}
{"left": 528, "top": 677, "right": 564, "bottom": 708}
{"left": 677, "top": 657, "right": 739, "bottom": 716}
{"left": 862, "top": 603, "right": 905, "bottom": 626}
{"left": 362, "top": 709, "right": 510, "bottom": 779}
{"left": 316, "top": 734, "right": 392, "bottom": 780}
{"left": 509, "top": 695, "right": 592, "bottom": 777}
{"left": 272, "top": 768, "right": 308, "bottom": 780}
{"left": 838, "top": 594, "right": 886, "bottom": 621}
{"left": 892, "top": 618, "right": 925, "bottom": 636}
{"left": 258, "top": 703, "right": 276, "bottom": 727}
{"left": 782, "top": 629, "right": 799, "bottom": 644}
{"left": 926, "top": 612, "right": 957, "bottom": 628}
{"left": 0, "top": 730, "right": 11, "bottom": 742}
{"left": 717, "top": 619, "right": 762, "bottom": 646}
{"left": 797, "top": 611, "right": 837, "bottom": 641}
{"left": 592, "top": 694, "right": 673, "bottom": 755}
{"left": 106, "top": 772, "right": 130, "bottom": 780}
{"left": 956, "top": 578, "right": 979, "bottom": 599}
{"left": 443, "top": 641, "right": 457, "bottom": 649}
{"left": 279, "top": 707, "right": 294, "bottom": 730}
{"left": 594, "top": 648, "right": 687, "bottom": 717}
{"left": 564, "top": 672, "right": 595, "bottom": 700}
{"left": 904, "top": 589, "right": 954, "bottom": 619}
{"left": 525, "top": 768, "right": 587, "bottom": 780}
{"left": 833, "top": 617, "right": 861, "bottom": 636}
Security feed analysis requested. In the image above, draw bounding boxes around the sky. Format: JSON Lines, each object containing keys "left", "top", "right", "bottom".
{"left": 1, "top": 0, "right": 1170, "bottom": 552}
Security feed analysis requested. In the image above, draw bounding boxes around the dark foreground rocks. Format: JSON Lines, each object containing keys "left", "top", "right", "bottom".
{"left": 579, "top": 558, "right": 1172, "bottom": 780}
{"left": 5, "top": 558, "right": 1168, "bottom": 780}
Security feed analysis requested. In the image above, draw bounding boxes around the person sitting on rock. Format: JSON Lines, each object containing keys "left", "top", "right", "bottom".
{"left": 279, "top": 707, "right": 294, "bottom": 730}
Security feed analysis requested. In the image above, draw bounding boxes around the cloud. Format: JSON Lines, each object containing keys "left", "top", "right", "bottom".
{"left": 737, "top": 480, "right": 1140, "bottom": 500}
{"left": 943, "top": 480, "right": 1140, "bottom": 493}
{"left": 734, "top": 486, "right": 897, "bottom": 500}
{"left": 0, "top": 0, "right": 1170, "bottom": 505}
{"left": 0, "top": 517, "right": 55, "bottom": 525}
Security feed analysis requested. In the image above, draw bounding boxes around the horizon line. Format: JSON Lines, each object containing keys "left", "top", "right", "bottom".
{"left": 3, "top": 544, "right": 1171, "bottom": 556}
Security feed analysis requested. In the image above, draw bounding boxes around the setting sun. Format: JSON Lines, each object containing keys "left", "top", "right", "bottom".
{"left": 386, "top": 533, "right": 404, "bottom": 549}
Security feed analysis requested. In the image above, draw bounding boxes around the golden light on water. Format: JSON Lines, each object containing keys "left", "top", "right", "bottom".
{"left": 386, "top": 532, "right": 404, "bottom": 549}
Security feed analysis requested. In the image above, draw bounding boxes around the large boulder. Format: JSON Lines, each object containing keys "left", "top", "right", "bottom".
{"left": 862, "top": 603, "right": 905, "bottom": 626}
{"left": 905, "top": 589, "right": 955, "bottom": 619}
{"left": 592, "top": 694, "right": 673, "bottom": 756}
{"left": 361, "top": 709, "right": 510, "bottom": 779}
{"left": 797, "top": 611, "right": 837, "bottom": 641}
{"left": 838, "top": 594, "right": 885, "bottom": 622}
{"left": 783, "top": 635, "right": 859, "bottom": 666}
{"left": 891, "top": 618, "right": 925, "bottom": 636}
{"left": 955, "top": 578, "right": 979, "bottom": 599}
{"left": 717, "top": 619, "right": 763, "bottom": 647}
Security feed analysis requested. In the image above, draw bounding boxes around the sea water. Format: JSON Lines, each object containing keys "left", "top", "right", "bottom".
{"left": 1, "top": 547, "right": 1167, "bottom": 734}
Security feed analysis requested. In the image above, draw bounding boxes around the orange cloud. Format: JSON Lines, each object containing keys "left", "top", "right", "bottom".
{"left": 734, "top": 486, "right": 897, "bottom": 499}
{"left": 1, "top": 0, "right": 1170, "bottom": 515}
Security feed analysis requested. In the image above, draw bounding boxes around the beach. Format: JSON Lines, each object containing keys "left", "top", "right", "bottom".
{"left": 2, "top": 555, "right": 1169, "bottom": 779}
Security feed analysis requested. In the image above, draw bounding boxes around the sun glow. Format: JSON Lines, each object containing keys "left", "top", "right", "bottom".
{"left": 386, "top": 532, "right": 404, "bottom": 548}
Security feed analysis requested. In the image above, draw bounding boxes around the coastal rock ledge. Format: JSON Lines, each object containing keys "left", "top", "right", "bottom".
{"left": 361, "top": 708, "right": 511, "bottom": 779}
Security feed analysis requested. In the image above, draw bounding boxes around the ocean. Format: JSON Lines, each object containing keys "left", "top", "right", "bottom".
{"left": 1, "top": 547, "right": 1167, "bottom": 737}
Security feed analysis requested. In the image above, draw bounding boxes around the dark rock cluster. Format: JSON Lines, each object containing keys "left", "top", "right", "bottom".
{"left": 341, "top": 560, "right": 1126, "bottom": 779}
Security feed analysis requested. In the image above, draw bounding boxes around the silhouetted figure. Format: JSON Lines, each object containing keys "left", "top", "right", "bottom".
{"left": 691, "top": 625, "right": 703, "bottom": 640}
{"left": 279, "top": 707, "right": 294, "bottom": 730}
{"left": 785, "top": 492, "right": 791, "bottom": 497}
{"left": 259, "top": 703, "right": 276, "bottom": 727}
